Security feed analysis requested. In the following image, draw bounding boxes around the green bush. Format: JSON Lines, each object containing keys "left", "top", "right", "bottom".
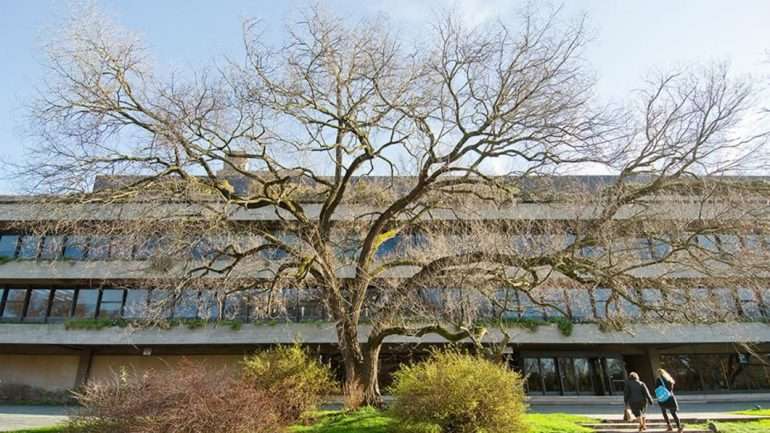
{"left": 243, "top": 344, "right": 337, "bottom": 421}
{"left": 389, "top": 351, "right": 527, "bottom": 433}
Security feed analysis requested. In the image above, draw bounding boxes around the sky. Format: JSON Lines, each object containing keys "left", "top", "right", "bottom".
{"left": 0, "top": 0, "right": 769, "bottom": 194}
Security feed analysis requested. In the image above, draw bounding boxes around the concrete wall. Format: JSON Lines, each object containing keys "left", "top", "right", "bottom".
{"left": 0, "top": 354, "right": 79, "bottom": 391}
{"left": 88, "top": 354, "right": 243, "bottom": 384}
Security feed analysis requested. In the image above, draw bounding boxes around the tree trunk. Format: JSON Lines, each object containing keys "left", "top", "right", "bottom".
{"left": 338, "top": 331, "right": 383, "bottom": 407}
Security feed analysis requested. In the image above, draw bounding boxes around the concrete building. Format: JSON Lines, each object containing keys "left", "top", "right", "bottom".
{"left": 1, "top": 175, "right": 769, "bottom": 400}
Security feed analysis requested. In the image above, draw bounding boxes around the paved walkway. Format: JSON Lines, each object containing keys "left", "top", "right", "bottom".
{"left": 529, "top": 400, "right": 770, "bottom": 418}
{"left": 0, "top": 406, "right": 72, "bottom": 432}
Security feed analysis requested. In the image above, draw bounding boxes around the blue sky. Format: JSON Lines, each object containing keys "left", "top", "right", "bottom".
{"left": 1, "top": 0, "right": 769, "bottom": 193}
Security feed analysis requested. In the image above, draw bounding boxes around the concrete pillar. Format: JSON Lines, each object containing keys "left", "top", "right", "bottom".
{"left": 645, "top": 347, "right": 661, "bottom": 384}
{"left": 73, "top": 349, "right": 94, "bottom": 389}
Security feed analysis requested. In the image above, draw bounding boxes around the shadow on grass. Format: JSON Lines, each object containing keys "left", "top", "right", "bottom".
{"left": 290, "top": 407, "right": 394, "bottom": 433}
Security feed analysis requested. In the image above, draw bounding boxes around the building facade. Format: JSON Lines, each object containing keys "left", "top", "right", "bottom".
{"left": 1, "top": 176, "right": 770, "bottom": 400}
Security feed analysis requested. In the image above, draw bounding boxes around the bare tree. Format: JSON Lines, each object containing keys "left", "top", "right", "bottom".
{"left": 13, "top": 4, "right": 770, "bottom": 404}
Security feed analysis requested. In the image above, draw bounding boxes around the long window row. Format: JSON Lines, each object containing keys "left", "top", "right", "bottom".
{"left": 428, "top": 286, "right": 770, "bottom": 322}
{"left": 0, "top": 287, "right": 326, "bottom": 323}
{"left": 2, "top": 285, "right": 768, "bottom": 325}
{"left": 660, "top": 353, "right": 770, "bottom": 392}
{"left": 0, "top": 232, "right": 762, "bottom": 263}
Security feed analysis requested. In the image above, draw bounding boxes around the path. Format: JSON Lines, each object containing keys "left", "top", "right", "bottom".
{"left": 0, "top": 405, "right": 72, "bottom": 432}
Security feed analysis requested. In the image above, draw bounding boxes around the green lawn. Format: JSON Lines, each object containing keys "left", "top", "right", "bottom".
{"left": 3, "top": 427, "right": 65, "bottom": 433}
{"left": 734, "top": 408, "right": 770, "bottom": 416}
{"left": 289, "top": 408, "right": 593, "bottom": 433}
{"left": 692, "top": 419, "right": 770, "bottom": 433}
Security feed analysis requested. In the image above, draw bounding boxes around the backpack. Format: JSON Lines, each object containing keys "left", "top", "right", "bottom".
{"left": 655, "top": 380, "right": 672, "bottom": 403}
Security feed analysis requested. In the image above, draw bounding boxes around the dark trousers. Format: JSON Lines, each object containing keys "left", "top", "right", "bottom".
{"left": 660, "top": 406, "right": 680, "bottom": 429}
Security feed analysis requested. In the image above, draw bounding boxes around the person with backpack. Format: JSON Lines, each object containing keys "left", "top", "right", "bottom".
{"left": 624, "top": 372, "right": 654, "bottom": 432}
{"left": 655, "top": 368, "right": 682, "bottom": 432}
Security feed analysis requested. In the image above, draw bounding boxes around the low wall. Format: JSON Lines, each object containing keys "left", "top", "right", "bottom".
{"left": 0, "top": 354, "right": 79, "bottom": 392}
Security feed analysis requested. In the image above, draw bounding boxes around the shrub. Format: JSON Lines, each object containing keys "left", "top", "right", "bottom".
{"left": 389, "top": 351, "right": 527, "bottom": 433}
{"left": 242, "top": 344, "right": 337, "bottom": 420}
{"left": 68, "top": 360, "right": 285, "bottom": 433}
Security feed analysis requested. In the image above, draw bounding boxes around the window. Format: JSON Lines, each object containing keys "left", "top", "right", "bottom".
{"left": 123, "top": 289, "right": 150, "bottom": 318}
{"left": 712, "top": 288, "right": 739, "bottom": 317}
{"left": 593, "top": 287, "right": 612, "bottom": 319}
{"left": 24, "top": 289, "right": 50, "bottom": 321}
{"left": 523, "top": 358, "right": 543, "bottom": 394}
{"left": 223, "top": 292, "right": 248, "bottom": 320}
{"left": 173, "top": 291, "right": 200, "bottom": 319}
{"left": 49, "top": 289, "right": 74, "bottom": 320}
{"left": 738, "top": 288, "right": 762, "bottom": 319}
{"left": 73, "top": 289, "right": 98, "bottom": 318}
{"left": 2, "top": 289, "right": 27, "bottom": 319}
{"left": 98, "top": 289, "right": 124, "bottom": 318}
{"left": 109, "top": 237, "right": 134, "bottom": 260}
{"left": 134, "top": 236, "right": 162, "bottom": 259}
{"left": 88, "top": 236, "right": 110, "bottom": 260}
{"left": 618, "top": 289, "right": 642, "bottom": 321}
{"left": 0, "top": 235, "right": 19, "bottom": 258}
{"left": 149, "top": 290, "right": 173, "bottom": 318}
{"left": 17, "top": 235, "right": 40, "bottom": 259}
{"left": 567, "top": 288, "right": 594, "bottom": 321}
{"left": 696, "top": 235, "right": 719, "bottom": 252}
{"left": 542, "top": 288, "right": 567, "bottom": 319}
{"left": 605, "top": 358, "right": 626, "bottom": 393}
{"left": 63, "top": 236, "right": 89, "bottom": 260}
{"left": 39, "top": 236, "right": 64, "bottom": 260}
{"left": 192, "top": 238, "right": 220, "bottom": 260}
{"left": 519, "top": 293, "right": 544, "bottom": 320}
{"left": 198, "top": 291, "right": 219, "bottom": 320}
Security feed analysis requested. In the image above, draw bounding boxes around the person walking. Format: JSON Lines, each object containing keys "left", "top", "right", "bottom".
{"left": 624, "top": 372, "right": 654, "bottom": 432}
{"left": 655, "top": 368, "right": 682, "bottom": 432}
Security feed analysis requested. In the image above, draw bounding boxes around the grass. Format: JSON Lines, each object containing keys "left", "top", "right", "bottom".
{"left": 525, "top": 413, "right": 594, "bottom": 433}
{"left": 4, "top": 427, "right": 66, "bottom": 433}
{"left": 4, "top": 409, "right": 594, "bottom": 433}
{"left": 691, "top": 419, "right": 770, "bottom": 433}
{"left": 289, "top": 409, "right": 593, "bottom": 433}
{"left": 734, "top": 408, "right": 770, "bottom": 416}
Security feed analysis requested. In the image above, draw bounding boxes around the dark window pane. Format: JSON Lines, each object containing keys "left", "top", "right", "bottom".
{"left": 0, "top": 235, "right": 19, "bottom": 258}
{"left": 17, "top": 236, "right": 40, "bottom": 259}
{"left": 63, "top": 236, "right": 88, "bottom": 260}
{"left": 123, "top": 289, "right": 149, "bottom": 318}
{"left": 541, "top": 358, "right": 560, "bottom": 394}
{"left": 88, "top": 236, "right": 110, "bottom": 260}
{"left": 223, "top": 292, "right": 247, "bottom": 321}
{"left": 173, "top": 291, "right": 199, "bottom": 319}
{"left": 2, "top": 289, "right": 27, "bottom": 319}
{"left": 40, "top": 236, "right": 64, "bottom": 260}
{"left": 198, "top": 291, "right": 219, "bottom": 320}
{"left": 73, "top": 290, "right": 98, "bottom": 318}
{"left": 49, "top": 289, "right": 74, "bottom": 319}
{"left": 559, "top": 358, "right": 577, "bottom": 394}
{"left": 574, "top": 358, "right": 593, "bottom": 394}
{"left": 24, "top": 289, "right": 49, "bottom": 321}
{"left": 99, "top": 289, "right": 124, "bottom": 318}
{"left": 524, "top": 358, "right": 543, "bottom": 394}
{"left": 605, "top": 358, "right": 626, "bottom": 394}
